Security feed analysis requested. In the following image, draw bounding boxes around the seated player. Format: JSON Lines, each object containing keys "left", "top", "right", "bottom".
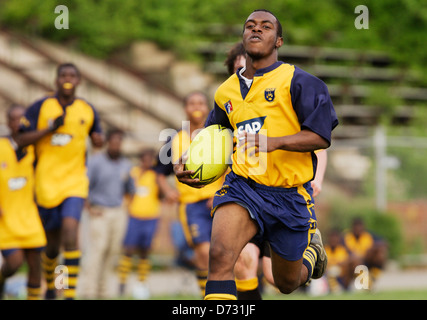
{"left": 344, "top": 217, "right": 388, "bottom": 289}
{"left": 324, "top": 229, "right": 352, "bottom": 293}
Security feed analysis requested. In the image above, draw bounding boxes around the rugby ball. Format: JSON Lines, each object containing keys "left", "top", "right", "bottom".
{"left": 184, "top": 124, "right": 233, "bottom": 185}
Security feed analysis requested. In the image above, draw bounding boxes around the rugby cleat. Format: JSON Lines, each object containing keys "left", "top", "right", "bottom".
{"left": 310, "top": 229, "right": 328, "bottom": 279}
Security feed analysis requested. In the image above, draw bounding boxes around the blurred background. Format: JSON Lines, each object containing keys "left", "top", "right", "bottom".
{"left": 0, "top": 0, "right": 426, "bottom": 299}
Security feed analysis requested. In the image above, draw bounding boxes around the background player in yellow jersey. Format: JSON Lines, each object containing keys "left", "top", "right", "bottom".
{"left": 16, "top": 63, "right": 104, "bottom": 299}
{"left": 344, "top": 217, "right": 388, "bottom": 288}
{"left": 156, "top": 91, "right": 225, "bottom": 297}
{"left": 175, "top": 10, "right": 338, "bottom": 299}
{"left": 0, "top": 104, "right": 47, "bottom": 300}
{"left": 118, "top": 148, "right": 161, "bottom": 299}
{"left": 324, "top": 229, "right": 352, "bottom": 293}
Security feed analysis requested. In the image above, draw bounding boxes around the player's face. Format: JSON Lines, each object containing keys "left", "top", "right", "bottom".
{"left": 243, "top": 11, "right": 283, "bottom": 60}
{"left": 56, "top": 66, "right": 80, "bottom": 97}
{"left": 7, "top": 107, "right": 25, "bottom": 135}
{"left": 141, "top": 153, "right": 154, "bottom": 169}
{"left": 352, "top": 222, "right": 365, "bottom": 237}
{"left": 185, "top": 93, "right": 209, "bottom": 125}
{"left": 107, "top": 133, "right": 123, "bottom": 158}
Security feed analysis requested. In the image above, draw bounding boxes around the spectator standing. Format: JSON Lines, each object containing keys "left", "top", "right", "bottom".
{"left": 80, "top": 129, "right": 134, "bottom": 299}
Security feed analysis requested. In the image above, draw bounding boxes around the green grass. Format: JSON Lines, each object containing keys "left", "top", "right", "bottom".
{"left": 150, "top": 289, "right": 427, "bottom": 300}
{"left": 4, "top": 289, "right": 426, "bottom": 300}
{"left": 263, "top": 289, "right": 427, "bottom": 300}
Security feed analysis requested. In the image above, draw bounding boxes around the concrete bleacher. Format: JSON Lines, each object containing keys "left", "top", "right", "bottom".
{"left": 1, "top": 29, "right": 426, "bottom": 150}
{"left": 0, "top": 30, "right": 187, "bottom": 154}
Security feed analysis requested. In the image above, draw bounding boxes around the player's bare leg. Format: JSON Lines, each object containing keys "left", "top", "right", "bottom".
{"left": 193, "top": 241, "right": 210, "bottom": 297}
{"left": 25, "top": 249, "right": 43, "bottom": 299}
{"left": 270, "top": 228, "right": 327, "bottom": 294}
{"left": 0, "top": 250, "right": 25, "bottom": 299}
{"left": 270, "top": 250, "right": 307, "bottom": 294}
{"left": 205, "top": 203, "right": 258, "bottom": 300}
{"left": 261, "top": 256, "right": 275, "bottom": 286}
{"left": 234, "top": 243, "right": 262, "bottom": 299}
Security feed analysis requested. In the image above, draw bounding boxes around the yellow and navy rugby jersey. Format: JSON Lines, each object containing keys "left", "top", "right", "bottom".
{"left": 325, "top": 244, "right": 350, "bottom": 267}
{"left": 344, "top": 231, "right": 374, "bottom": 257}
{"left": 128, "top": 167, "right": 160, "bottom": 219}
{"left": 0, "top": 138, "right": 46, "bottom": 250}
{"left": 20, "top": 95, "right": 102, "bottom": 208}
{"left": 206, "top": 61, "right": 338, "bottom": 188}
{"left": 155, "top": 129, "right": 225, "bottom": 204}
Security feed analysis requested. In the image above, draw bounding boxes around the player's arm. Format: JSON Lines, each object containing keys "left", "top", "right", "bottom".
{"left": 239, "top": 67, "right": 338, "bottom": 155}
{"left": 15, "top": 115, "right": 64, "bottom": 148}
{"left": 15, "top": 99, "right": 65, "bottom": 148}
{"left": 86, "top": 155, "right": 103, "bottom": 216}
{"left": 153, "top": 149, "right": 181, "bottom": 202}
{"left": 238, "top": 129, "right": 329, "bottom": 155}
{"left": 311, "top": 149, "right": 327, "bottom": 197}
{"left": 124, "top": 164, "right": 137, "bottom": 204}
{"left": 205, "top": 102, "right": 232, "bottom": 129}
{"left": 156, "top": 173, "right": 180, "bottom": 203}
{"left": 88, "top": 104, "right": 104, "bottom": 148}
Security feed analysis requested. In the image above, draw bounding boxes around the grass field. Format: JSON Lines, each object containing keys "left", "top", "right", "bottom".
{"left": 3, "top": 288, "right": 426, "bottom": 300}
{"left": 150, "top": 289, "right": 427, "bottom": 300}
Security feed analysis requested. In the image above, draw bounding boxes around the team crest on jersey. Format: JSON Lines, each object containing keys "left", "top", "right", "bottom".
{"left": 224, "top": 100, "right": 233, "bottom": 114}
{"left": 236, "top": 116, "right": 266, "bottom": 134}
{"left": 264, "top": 88, "right": 276, "bottom": 102}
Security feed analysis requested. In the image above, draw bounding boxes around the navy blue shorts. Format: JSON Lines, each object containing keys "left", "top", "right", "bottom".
{"left": 179, "top": 199, "right": 213, "bottom": 247}
{"left": 38, "top": 197, "right": 84, "bottom": 231}
{"left": 123, "top": 217, "right": 159, "bottom": 249}
{"left": 1, "top": 246, "right": 45, "bottom": 258}
{"left": 212, "top": 171, "right": 317, "bottom": 261}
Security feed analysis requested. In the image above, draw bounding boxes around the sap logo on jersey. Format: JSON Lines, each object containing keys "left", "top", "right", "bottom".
{"left": 51, "top": 133, "right": 72, "bottom": 146}
{"left": 8, "top": 177, "right": 27, "bottom": 191}
{"left": 236, "top": 116, "right": 266, "bottom": 134}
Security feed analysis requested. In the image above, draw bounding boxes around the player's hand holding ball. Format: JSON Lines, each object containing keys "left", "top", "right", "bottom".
{"left": 175, "top": 124, "right": 233, "bottom": 188}
{"left": 173, "top": 152, "right": 203, "bottom": 188}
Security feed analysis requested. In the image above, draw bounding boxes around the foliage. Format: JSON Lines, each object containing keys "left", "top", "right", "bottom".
{"left": 326, "top": 198, "right": 403, "bottom": 259}
{"left": 0, "top": 0, "right": 426, "bottom": 79}
{"left": 388, "top": 146, "right": 427, "bottom": 200}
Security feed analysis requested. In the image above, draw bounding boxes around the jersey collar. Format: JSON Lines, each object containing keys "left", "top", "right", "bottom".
{"left": 236, "top": 61, "right": 284, "bottom": 100}
{"left": 236, "top": 61, "right": 283, "bottom": 79}
{"left": 253, "top": 61, "right": 284, "bottom": 77}
{"left": 54, "top": 93, "right": 76, "bottom": 108}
